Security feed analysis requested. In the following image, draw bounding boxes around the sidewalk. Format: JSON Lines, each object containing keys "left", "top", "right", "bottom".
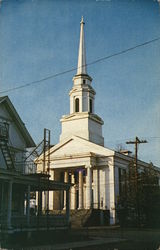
{"left": 24, "top": 237, "right": 126, "bottom": 250}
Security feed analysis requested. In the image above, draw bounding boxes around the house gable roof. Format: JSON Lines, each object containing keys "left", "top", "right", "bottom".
{"left": 0, "top": 96, "right": 35, "bottom": 147}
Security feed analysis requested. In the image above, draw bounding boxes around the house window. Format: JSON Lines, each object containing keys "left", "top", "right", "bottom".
{"left": 89, "top": 99, "right": 92, "bottom": 113}
{"left": 75, "top": 98, "right": 79, "bottom": 112}
{"left": 83, "top": 79, "right": 86, "bottom": 84}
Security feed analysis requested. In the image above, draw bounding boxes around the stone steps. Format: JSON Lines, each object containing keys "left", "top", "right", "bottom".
{"left": 70, "top": 209, "right": 92, "bottom": 228}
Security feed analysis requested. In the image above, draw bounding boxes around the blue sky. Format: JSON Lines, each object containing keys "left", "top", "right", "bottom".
{"left": 0, "top": 0, "right": 160, "bottom": 166}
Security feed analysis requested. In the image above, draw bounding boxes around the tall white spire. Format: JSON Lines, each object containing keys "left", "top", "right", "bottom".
{"left": 77, "top": 16, "right": 87, "bottom": 75}
{"left": 60, "top": 17, "right": 104, "bottom": 146}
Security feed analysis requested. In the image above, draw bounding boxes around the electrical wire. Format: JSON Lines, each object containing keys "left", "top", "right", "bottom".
{"left": 0, "top": 36, "right": 160, "bottom": 94}
{"left": 105, "top": 136, "right": 160, "bottom": 146}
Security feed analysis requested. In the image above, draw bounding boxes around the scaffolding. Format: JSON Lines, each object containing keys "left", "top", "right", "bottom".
{"left": 25, "top": 129, "right": 51, "bottom": 173}
{"left": 25, "top": 128, "right": 51, "bottom": 216}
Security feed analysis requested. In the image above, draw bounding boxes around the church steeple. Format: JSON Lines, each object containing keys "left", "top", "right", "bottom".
{"left": 60, "top": 17, "right": 104, "bottom": 146}
{"left": 77, "top": 16, "right": 87, "bottom": 75}
{"left": 70, "top": 17, "right": 95, "bottom": 113}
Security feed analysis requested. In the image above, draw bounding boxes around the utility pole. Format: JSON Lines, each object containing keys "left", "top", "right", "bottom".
{"left": 126, "top": 137, "right": 147, "bottom": 190}
{"left": 126, "top": 136, "right": 147, "bottom": 225}
{"left": 43, "top": 128, "right": 51, "bottom": 225}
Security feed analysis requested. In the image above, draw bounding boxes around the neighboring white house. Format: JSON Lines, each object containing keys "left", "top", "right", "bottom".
{"left": 0, "top": 96, "right": 71, "bottom": 232}
{"left": 36, "top": 17, "right": 160, "bottom": 225}
{"left": 0, "top": 96, "right": 35, "bottom": 172}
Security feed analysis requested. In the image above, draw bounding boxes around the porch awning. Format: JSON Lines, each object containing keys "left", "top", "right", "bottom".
{"left": 0, "top": 169, "right": 71, "bottom": 191}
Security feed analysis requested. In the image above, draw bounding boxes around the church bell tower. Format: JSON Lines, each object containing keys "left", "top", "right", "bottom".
{"left": 60, "top": 17, "right": 104, "bottom": 146}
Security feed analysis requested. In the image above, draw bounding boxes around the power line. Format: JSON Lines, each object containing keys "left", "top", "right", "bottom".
{"left": 105, "top": 136, "right": 160, "bottom": 145}
{"left": 0, "top": 36, "right": 160, "bottom": 95}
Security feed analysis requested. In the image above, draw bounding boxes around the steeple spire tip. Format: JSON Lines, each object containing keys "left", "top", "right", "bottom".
{"left": 80, "top": 16, "right": 85, "bottom": 25}
{"left": 77, "top": 16, "right": 87, "bottom": 75}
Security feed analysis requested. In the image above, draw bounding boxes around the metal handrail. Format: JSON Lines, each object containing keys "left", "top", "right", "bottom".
{"left": 24, "top": 161, "right": 37, "bottom": 174}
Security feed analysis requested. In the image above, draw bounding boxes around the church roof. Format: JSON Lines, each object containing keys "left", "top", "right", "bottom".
{"left": 36, "top": 135, "right": 160, "bottom": 171}
{"left": 0, "top": 96, "right": 35, "bottom": 147}
{"left": 36, "top": 135, "right": 115, "bottom": 163}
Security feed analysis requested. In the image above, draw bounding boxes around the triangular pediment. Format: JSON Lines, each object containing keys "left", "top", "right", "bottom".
{"left": 38, "top": 136, "right": 115, "bottom": 161}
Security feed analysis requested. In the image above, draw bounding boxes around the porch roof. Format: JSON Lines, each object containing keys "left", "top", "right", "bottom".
{"left": 0, "top": 168, "right": 71, "bottom": 191}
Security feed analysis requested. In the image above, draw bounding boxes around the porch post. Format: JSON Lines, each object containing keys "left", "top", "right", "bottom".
{"left": 7, "top": 181, "right": 13, "bottom": 229}
{"left": 78, "top": 170, "right": 83, "bottom": 209}
{"left": 0, "top": 181, "right": 4, "bottom": 217}
{"left": 20, "top": 188, "right": 25, "bottom": 215}
{"left": 38, "top": 191, "right": 42, "bottom": 215}
{"left": 26, "top": 185, "right": 30, "bottom": 226}
{"left": 86, "top": 166, "right": 92, "bottom": 209}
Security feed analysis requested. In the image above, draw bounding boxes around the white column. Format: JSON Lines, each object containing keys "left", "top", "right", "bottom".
{"left": 64, "top": 171, "right": 68, "bottom": 209}
{"left": 7, "top": 181, "right": 13, "bottom": 229}
{"left": 86, "top": 166, "right": 92, "bottom": 209}
{"left": 42, "top": 191, "right": 45, "bottom": 210}
{"left": 78, "top": 170, "right": 83, "bottom": 209}
{"left": 52, "top": 170, "right": 61, "bottom": 210}
{"left": 64, "top": 171, "right": 68, "bottom": 183}
{"left": 36, "top": 191, "right": 38, "bottom": 214}
{"left": 71, "top": 173, "right": 76, "bottom": 209}
{"left": 27, "top": 185, "right": 30, "bottom": 226}
{"left": 109, "top": 161, "right": 116, "bottom": 225}
{"left": 49, "top": 170, "right": 54, "bottom": 210}
{"left": 94, "top": 169, "right": 99, "bottom": 209}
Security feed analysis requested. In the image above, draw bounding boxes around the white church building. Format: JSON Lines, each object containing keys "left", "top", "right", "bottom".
{"left": 36, "top": 17, "right": 159, "bottom": 225}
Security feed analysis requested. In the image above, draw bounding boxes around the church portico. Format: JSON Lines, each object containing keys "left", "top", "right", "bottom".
{"left": 48, "top": 151, "right": 112, "bottom": 212}
{"left": 48, "top": 150, "right": 97, "bottom": 210}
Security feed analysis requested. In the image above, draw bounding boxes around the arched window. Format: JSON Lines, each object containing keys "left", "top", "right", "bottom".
{"left": 75, "top": 98, "right": 79, "bottom": 112}
{"left": 90, "top": 99, "right": 93, "bottom": 113}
